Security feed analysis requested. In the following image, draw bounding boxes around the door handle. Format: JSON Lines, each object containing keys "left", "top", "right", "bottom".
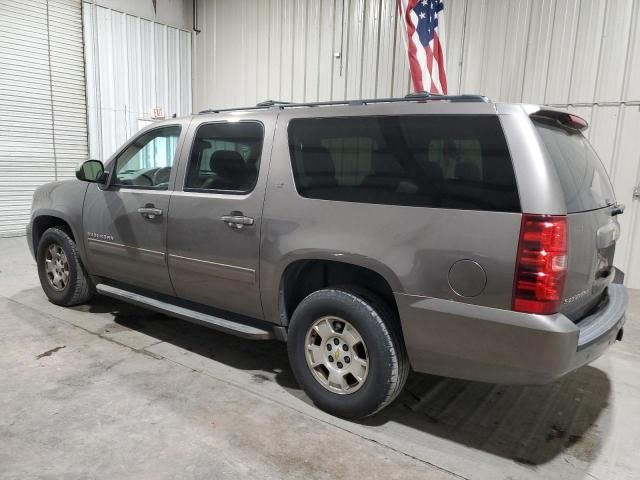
{"left": 221, "top": 212, "right": 254, "bottom": 229}
{"left": 137, "top": 206, "right": 163, "bottom": 219}
{"left": 611, "top": 203, "right": 625, "bottom": 216}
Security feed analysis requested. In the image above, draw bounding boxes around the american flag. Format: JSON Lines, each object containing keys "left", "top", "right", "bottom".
{"left": 397, "top": 0, "right": 448, "bottom": 94}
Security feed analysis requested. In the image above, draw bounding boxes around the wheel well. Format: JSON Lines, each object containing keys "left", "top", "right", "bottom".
{"left": 280, "top": 260, "right": 399, "bottom": 326}
{"left": 32, "top": 216, "right": 73, "bottom": 252}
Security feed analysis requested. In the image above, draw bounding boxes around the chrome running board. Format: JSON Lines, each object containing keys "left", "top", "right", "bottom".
{"left": 96, "top": 284, "right": 274, "bottom": 340}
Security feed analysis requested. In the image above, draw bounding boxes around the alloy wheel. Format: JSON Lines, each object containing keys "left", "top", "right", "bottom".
{"left": 44, "top": 243, "right": 70, "bottom": 291}
{"left": 304, "top": 316, "right": 369, "bottom": 394}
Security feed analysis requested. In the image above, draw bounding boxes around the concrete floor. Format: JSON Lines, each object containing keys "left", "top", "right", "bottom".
{"left": 1, "top": 236, "right": 639, "bottom": 480}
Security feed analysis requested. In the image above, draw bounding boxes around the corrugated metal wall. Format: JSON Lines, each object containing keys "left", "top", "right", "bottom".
{"left": 193, "top": 0, "right": 411, "bottom": 109}
{"left": 0, "top": 0, "right": 87, "bottom": 237}
{"left": 193, "top": 0, "right": 640, "bottom": 288}
{"left": 447, "top": 0, "right": 640, "bottom": 289}
{"left": 82, "top": 2, "right": 192, "bottom": 160}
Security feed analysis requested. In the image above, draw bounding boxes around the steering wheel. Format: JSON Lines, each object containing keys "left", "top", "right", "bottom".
{"left": 153, "top": 167, "right": 172, "bottom": 186}
{"left": 138, "top": 173, "right": 154, "bottom": 186}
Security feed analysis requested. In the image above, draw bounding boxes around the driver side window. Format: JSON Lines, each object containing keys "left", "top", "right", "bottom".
{"left": 113, "top": 126, "right": 182, "bottom": 190}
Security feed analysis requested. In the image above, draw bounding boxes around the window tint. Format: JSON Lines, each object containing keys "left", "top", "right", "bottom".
{"left": 114, "top": 126, "right": 181, "bottom": 189}
{"left": 534, "top": 120, "right": 616, "bottom": 213}
{"left": 185, "top": 122, "right": 263, "bottom": 193}
{"left": 288, "top": 116, "right": 520, "bottom": 212}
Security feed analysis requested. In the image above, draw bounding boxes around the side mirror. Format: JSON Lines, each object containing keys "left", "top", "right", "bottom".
{"left": 76, "top": 160, "right": 107, "bottom": 185}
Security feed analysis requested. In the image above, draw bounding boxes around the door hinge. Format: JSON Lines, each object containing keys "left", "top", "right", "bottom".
{"left": 634, "top": 186, "right": 640, "bottom": 199}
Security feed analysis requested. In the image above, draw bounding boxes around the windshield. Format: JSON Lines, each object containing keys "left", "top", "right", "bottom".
{"left": 534, "top": 119, "right": 616, "bottom": 212}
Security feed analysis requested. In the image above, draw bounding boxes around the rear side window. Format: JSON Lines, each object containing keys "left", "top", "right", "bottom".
{"left": 288, "top": 115, "right": 520, "bottom": 212}
{"left": 185, "top": 121, "right": 263, "bottom": 193}
{"left": 533, "top": 120, "right": 616, "bottom": 213}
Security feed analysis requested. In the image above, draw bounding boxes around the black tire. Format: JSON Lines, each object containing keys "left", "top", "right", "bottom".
{"left": 287, "top": 287, "right": 409, "bottom": 418}
{"left": 36, "top": 227, "right": 95, "bottom": 306}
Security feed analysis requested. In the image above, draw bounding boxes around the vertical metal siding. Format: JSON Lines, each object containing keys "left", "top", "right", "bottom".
{"left": 0, "top": 0, "right": 87, "bottom": 237}
{"left": 193, "top": 0, "right": 640, "bottom": 288}
{"left": 193, "top": 0, "right": 412, "bottom": 109}
{"left": 82, "top": 2, "right": 192, "bottom": 161}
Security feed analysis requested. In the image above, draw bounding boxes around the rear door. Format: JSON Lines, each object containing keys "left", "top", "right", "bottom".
{"left": 167, "top": 116, "right": 274, "bottom": 319}
{"left": 533, "top": 115, "right": 619, "bottom": 320}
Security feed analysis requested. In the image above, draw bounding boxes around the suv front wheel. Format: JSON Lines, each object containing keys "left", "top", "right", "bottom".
{"left": 287, "top": 287, "right": 409, "bottom": 418}
{"left": 36, "top": 227, "right": 95, "bottom": 306}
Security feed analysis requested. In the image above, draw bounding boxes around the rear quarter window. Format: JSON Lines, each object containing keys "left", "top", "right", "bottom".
{"left": 533, "top": 119, "right": 616, "bottom": 213}
{"left": 287, "top": 115, "right": 520, "bottom": 212}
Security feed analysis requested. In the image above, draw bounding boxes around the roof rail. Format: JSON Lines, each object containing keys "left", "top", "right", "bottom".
{"left": 198, "top": 94, "right": 490, "bottom": 114}
{"left": 405, "top": 91, "right": 442, "bottom": 99}
{"left": 256, "top": 99, "right": 292, "bottom": 107}
{"left": 404, "top": 91, "right": 490, "bottom": 102}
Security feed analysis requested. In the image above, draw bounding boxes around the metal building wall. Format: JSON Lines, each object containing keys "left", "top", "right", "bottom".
{"left": 193, "top": 0, "right": 410, "bottom": 109}
{"left": 0, "top": 0, "right": 87, "bottom": 237}
{"left": 82, "top": 2, "right": 193, "bottom": 161}
{"left": 193, "top": 0, "right": 640, "bottom": 288}
{"left": 449, "top": 0, "right": 640, "bottom": 289}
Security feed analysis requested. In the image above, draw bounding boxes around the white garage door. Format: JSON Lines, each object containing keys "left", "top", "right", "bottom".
{"left": 0, "top": 0, "right": 87, "bottom": 237}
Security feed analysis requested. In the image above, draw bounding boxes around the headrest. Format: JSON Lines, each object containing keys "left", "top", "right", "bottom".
{"left": 193, "top": 139, "right": 212, "bottom": 155}
{"left": 301, "top": 146, "right": 337, "bottom": 187}
{"left": 210, "top": 150, "right": 245, "bottom": 178}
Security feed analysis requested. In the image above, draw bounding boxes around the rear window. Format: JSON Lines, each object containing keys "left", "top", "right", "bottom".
{"left": 534, "top": 119, "right": 616, "bottom": 213}
{"left": 287, "top": 115, "right": 520, "bottom": 212}
{"left": 184, "top": 121, "right": 263, "bottom": 193}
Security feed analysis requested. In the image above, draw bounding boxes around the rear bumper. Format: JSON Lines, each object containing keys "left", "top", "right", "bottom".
{"left": 396, "top": 282, "right": 627, "bottom": 385}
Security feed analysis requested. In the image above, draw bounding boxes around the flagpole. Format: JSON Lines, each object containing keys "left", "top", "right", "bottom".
{"left": 457, "top": 0, "right": 469, "bottom": 95}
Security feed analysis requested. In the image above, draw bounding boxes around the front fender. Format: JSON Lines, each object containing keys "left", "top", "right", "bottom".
{"left": 30, "top": 180, "right": 89, "bottom": 262}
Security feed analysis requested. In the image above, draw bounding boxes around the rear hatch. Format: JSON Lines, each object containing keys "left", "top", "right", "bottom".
{"left": 532, "top": 111, "right": 619, "bottom": 322}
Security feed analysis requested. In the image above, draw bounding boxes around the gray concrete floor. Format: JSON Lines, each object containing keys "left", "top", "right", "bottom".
{"left": 1, "top": 236, "right": 639, "bottom": 480}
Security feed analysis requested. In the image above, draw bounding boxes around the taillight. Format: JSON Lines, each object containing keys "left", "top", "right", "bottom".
{"left": 512, "top": 214, "right": 568, "bottom": 314}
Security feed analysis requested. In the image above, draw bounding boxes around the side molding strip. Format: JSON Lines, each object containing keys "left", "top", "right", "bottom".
{"left": 87, "top": 238, "right": 166, "bottom": 257}
{"left": 168, "top": 254, "right": 256, "bottom": 284}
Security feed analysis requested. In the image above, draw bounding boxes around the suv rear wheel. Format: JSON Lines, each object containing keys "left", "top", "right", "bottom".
{"left": 287, "top": 287, "right": 409, "bottom": 418}
{"left": 36, "top": 227, "right": 95, "bottom": 306}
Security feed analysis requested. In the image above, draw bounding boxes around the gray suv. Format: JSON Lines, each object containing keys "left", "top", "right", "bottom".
{"left": 28, "top": 95, "right": 628, "bottom": 418}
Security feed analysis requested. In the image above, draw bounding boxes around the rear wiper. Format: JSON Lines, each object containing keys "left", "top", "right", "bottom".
{"left": 611, "top": 204, "right": 625, "bottom": 216}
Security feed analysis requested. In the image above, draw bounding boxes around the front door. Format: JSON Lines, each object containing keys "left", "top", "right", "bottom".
{"left": 167, "top": 119, "right": 269, "bottom": 319}
{"left": 83, "top": 125, "right": 184, "bottom": 295}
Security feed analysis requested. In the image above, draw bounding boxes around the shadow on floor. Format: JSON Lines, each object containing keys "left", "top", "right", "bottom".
{"left": 367, "top": 367, "right": 610, "bottom": 466}
{"left": 79, "top": 295, "right": 610, "bottom": 466}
